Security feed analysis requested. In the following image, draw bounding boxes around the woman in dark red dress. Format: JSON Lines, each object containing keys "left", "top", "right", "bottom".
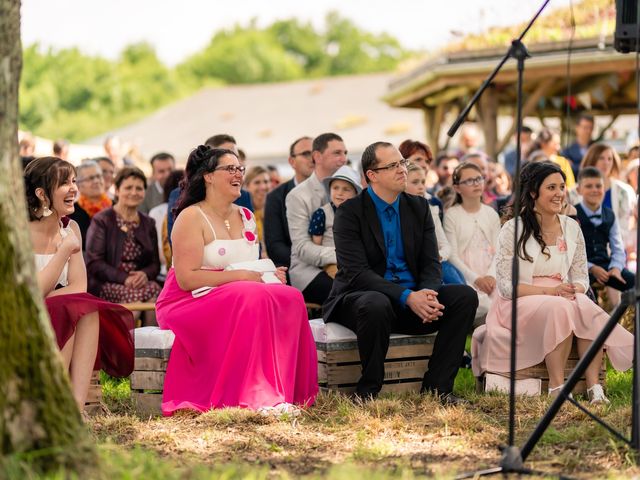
{"left": 24, "top": 157, "right": 134, "bottom": 412}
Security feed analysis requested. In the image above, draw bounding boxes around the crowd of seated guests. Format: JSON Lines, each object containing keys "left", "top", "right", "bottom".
{"left": 23, "top": 115, "right": 638, "bottom": 415}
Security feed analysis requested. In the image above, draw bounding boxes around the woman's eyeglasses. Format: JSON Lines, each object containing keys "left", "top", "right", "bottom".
{"left": 456, "top": 176, "right": 485, "bottom": 187}
{"left": 214, "top": 165, "right": 246, "bottom": 175}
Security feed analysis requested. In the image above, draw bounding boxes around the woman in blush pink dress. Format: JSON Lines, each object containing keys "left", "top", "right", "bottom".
{"left": 156, "top": 145, "right": 318, "bottom": 415}
{"left": 472, "top": 161, "right": 633, "bottom": 404}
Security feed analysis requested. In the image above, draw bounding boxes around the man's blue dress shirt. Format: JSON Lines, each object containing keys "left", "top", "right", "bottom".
{"left": 367, "top": 188, "right": 416, "bottom": 306}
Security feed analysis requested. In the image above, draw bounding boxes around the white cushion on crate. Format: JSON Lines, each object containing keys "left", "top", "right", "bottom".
{"left": 134, "top": 326, "right": 175, "bottom": 350}
{"left": 309, "top": 318, "right": 415, "bottom": 344}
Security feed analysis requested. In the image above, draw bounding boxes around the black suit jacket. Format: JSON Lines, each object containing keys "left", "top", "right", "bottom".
{"left": 323, "top": 189, "right": 441, "bottom": 323}
{"left": 264, "top": 178, "right": 296, "bottom": 268}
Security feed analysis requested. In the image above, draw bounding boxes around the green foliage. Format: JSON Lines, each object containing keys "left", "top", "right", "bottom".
{"left": 180, "top": 13, "right": 410, "bottom": 84}
{"left": 19, "top": 42, "right": 198, "bottom": 142}
{"left": 19, "top": 12, "right": 411, "bottom": 142}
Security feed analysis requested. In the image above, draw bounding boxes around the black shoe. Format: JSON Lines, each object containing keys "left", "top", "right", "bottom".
{"left": 439, "top": 392, "right": 470, "bottom": 407}
{"left": 353, "top": 391, "right": 378, "bottom": 403}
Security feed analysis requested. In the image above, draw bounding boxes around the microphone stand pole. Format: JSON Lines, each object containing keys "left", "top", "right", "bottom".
{"left": 448, "top": 1, "right": 553, "bottom": 477}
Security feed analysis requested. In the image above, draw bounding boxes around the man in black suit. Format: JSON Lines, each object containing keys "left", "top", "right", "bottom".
{"left": 323, "top": 141, "right": 478, "bottom": 404}
{"left": 264, "top": 136, "right": 314, "bottom": 269}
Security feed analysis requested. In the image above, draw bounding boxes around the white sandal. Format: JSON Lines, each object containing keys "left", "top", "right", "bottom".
{"left": 587, "top": 384, "right": 610, "bottom": 405}
{"left": 548, "top": 384, "right": 573, "bottom": 400}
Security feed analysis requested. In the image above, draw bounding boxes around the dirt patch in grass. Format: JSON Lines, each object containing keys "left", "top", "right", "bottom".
{"left": 89, "top": 388, "right": 640, "bottom": 478}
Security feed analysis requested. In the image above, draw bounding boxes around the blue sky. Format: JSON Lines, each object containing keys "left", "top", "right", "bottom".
{"left": 21, "top": 0, "right": 570, "bottom": 65}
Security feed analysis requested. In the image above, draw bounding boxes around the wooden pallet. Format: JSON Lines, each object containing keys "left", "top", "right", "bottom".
{"left": 317, "top": 334, "right": 436, "bottom": 394}
{"left": 131, "top": 348, "right": 170, "bottom": 416}
{"left": 84, "top": 371, "right": 103, "bottom": 415}
{"left": 478, "top": 342, "right": 606, "bottom": 395}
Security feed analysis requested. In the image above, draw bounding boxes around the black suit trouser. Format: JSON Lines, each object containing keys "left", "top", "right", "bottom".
{"left": 333, "top": 284, "right": 478, "bottom": 396}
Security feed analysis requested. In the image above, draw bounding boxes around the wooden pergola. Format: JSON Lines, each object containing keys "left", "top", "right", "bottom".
{"left": 384, "top": 38, "right": 639, "bottom": 159}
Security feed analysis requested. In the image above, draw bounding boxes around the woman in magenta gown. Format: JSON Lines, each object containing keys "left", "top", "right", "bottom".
{"left": 156, "top": 145, "right": 317, "bottom": 415}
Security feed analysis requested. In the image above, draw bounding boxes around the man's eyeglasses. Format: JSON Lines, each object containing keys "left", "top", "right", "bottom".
{"left": 456, "top": 175, "right": 485, "bottom": 187}
{"left": 214, "top": 165, "right": 246, "bottom": 175}
{"left": 78, "top": 174, "right": 103, "bottom": 183}
{"left": 292, "top": 150, "right": 312, "bottom": 159}
{"left": 370, "top": 158, "right": 409, "bottom": 172}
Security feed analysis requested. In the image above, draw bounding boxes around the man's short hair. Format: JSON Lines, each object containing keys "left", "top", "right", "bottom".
{"left": 289, "top": 136, "right": 313, "bottom": 156}
{"left": 150, "top": 152, "right": 175, "bottom": 166}
{"left": 435, "top": 151, "right": 457, "bottom": 168}
{"left": 312, "top": 133, "right": 343, "bottom": 154}
{"left": 361, "top": 141, "right": 393, "bottom": 184}
{"left": 94, "top": 156, "right": 114, "bottom": 167}
{"left": 205, "top": 134, "right": 236, "bottom": 148}
{"left": 53, "top": 139, "right": 69, "bottom": 155}
{"left": 522, "top": 125, "right": 533, "bottom": 135}
{"left": 577, "top": 113, "right": 594, "bottom": 125}
{"left": 577, "top": 166, "right": 604, "bottom": 182}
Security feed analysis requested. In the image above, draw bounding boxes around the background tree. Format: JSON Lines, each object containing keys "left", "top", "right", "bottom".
{"left": 0, "top": 0, "right": 95, "bottom": 474}
{"left": 18, "top": 11, "right": 412, "bottom": 143}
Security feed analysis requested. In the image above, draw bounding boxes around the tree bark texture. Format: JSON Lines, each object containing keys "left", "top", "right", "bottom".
{"left": 0, "top": 0, "right": 95, "bottom": 473}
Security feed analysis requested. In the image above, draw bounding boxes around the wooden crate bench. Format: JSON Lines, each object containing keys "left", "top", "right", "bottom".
{"left": 131, "top": 326, "right": 174, "bottom": 415}
{"left": 474, "top": 327, "right": 605, "bottom": 395}
{"left": 309, "top": 319, "right": 436, "bottom": 394}
{"left": 84, "top": 371, "right": 102, "bottom": 415}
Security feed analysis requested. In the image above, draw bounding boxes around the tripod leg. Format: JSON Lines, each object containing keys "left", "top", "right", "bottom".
{"left": 520, "top": 298, "right": 631, "bottom": 460}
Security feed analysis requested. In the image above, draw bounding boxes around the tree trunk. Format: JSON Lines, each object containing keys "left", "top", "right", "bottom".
{"left": 0, "top": 0, "right": 96, "bottom": 473}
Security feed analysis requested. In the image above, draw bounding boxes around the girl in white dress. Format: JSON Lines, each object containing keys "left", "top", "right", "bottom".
{"left": 444, "top": 163, "right": 501, "bottom": 324}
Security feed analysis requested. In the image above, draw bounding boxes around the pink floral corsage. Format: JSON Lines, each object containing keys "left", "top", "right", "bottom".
{"left": 556, "top": 237, "right": 567, "bottom": 253}
{"left": 240, "top": 207, "right": 258, "bottom": 245}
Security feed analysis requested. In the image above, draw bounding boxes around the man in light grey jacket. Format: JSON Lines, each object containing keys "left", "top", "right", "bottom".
{"left": 286, "top": 133, "right": 348, "bottom": 304}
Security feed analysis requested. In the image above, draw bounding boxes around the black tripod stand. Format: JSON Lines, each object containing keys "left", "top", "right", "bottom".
{"left": 446, "top": 1, "right": 550, "bottom": 475}
{"left": 448, "top": 0, "right": 640, "bottom": 477}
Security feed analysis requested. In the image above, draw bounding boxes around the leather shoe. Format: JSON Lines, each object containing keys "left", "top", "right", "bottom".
{"left": 353, "top": 391, "right": 378, "bottom": 403}
{"left": 439, "top": 392, "right": 469, "bottom": 406}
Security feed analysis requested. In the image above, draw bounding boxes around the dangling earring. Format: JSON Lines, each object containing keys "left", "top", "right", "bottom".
{"left": 41, "top": 203, "right": 53, "bottom": 217}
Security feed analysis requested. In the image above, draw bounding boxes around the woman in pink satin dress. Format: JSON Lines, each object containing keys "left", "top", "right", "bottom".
{"left": 156, "top": 145, "right": 318, "bottom": 415}
{"left": 472, "top": 161, "right": 633, "bottom": 404}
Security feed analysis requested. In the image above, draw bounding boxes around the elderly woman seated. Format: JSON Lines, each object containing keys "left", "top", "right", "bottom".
{"left": 85, "top": 167, "right": 161, "bottom": 325}
{"left": 68, "top": 159, "right": 112, "bottom": 249}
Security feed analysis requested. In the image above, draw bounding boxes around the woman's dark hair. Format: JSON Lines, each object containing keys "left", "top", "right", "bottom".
{"left": 504, "top": 161, "right": 566, "bottom": 262}
{"left": 114, "top": 166, "right": 147, "bottom": 190}
{"left": 24, "top": 156, "right": 76, "bottom": 221}
{"left": 451, "top": 162, "right": 483, "bottom": 206}
{"left": 173, "top": 145, "right": 237, "bottom": 219}
{"left": 163, "top": 169, "right": 185, "bottom": 203}
{"left": 525, "top": 128, "right": 557, "bottom": 159}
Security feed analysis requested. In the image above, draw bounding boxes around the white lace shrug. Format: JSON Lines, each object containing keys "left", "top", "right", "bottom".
{"left": 496, "top": 215, "right": 590, "bottom": 298}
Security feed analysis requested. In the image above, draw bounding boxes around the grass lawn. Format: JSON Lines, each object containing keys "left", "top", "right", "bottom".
{"left": 6, "top": 356, "right": 639, "bottom": 479}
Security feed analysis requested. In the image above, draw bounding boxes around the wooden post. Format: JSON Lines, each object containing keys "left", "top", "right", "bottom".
{"left": 423, "top": 105, "right": 445, "bottom": 152}
{"left": 477, "top": 84, "right": 498, "bottom": 160}
{"left": 497, "top": 77, "right": 556, "bottom": 154}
